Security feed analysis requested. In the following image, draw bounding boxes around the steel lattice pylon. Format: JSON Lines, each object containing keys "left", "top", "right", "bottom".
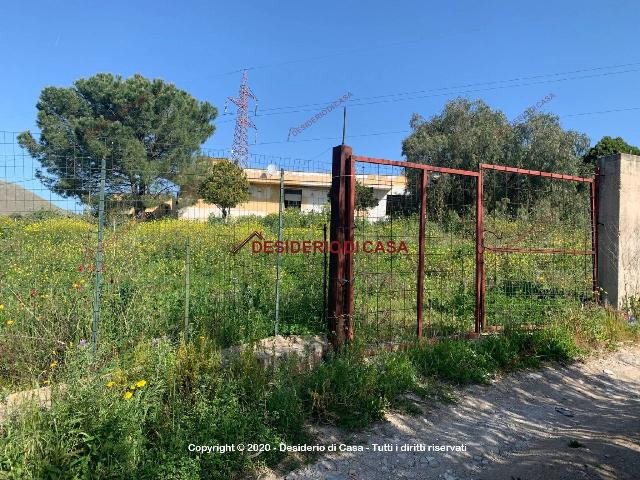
{"left": 228, "top": 70, "right": 257, "bottom": 167}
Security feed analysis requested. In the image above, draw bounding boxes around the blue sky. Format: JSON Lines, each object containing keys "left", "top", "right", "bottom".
{"left": 1, "top": 0, "right": 639, "bottom": 167}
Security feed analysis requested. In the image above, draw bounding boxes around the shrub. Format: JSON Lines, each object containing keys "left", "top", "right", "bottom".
{"left": 409, "top": 340, "right": 497, "bottom": 385}
{"left": 301, "top": 347, "right": 418, "bottom": 429}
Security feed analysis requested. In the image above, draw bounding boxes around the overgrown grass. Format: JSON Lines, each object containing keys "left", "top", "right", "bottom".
{"left": 0, "top": 211, "right": 595, "bottom": 388}
{"left": 1, "top": 306, "right": 636, "bottom": 479}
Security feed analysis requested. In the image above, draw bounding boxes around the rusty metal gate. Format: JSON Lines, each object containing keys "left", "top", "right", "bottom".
{"left": 327, "top": 145, "right": 598, "bottom": 349}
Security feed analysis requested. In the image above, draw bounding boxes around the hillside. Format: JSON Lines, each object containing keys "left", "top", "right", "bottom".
{"left": 0, "top": 180, "right": 60, "bottom": 215}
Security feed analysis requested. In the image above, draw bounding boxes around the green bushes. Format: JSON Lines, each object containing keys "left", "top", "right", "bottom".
{"left": 302, "top": 348, "right": 419, "bottom": 429}
{"left": 1, "top": 308, "right": 636, "bottom": 479}
{"left": 410, "top": 340, "right": 496, "bottom": 384}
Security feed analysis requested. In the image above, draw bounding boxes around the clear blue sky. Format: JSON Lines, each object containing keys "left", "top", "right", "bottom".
{"left": 1, "top": 0, "right": 639, "bottom": 165}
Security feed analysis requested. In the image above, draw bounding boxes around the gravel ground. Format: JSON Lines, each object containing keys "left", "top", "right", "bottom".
{"left": 262, "top": 343, "right": 640, "bottom": 480}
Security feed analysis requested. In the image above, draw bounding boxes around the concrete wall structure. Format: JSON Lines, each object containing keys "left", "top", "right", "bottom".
{"left": 598, "top": 153, "right": 640, "bottom": 308}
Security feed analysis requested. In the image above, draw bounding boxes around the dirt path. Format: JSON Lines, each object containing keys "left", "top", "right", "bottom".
{"left": 267, "top": 344, "right": 640, "bottom": 480}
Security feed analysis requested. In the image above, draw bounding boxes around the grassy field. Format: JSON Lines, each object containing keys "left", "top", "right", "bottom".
{"left": 0, "top": 211, "right": 637, "bottom": 479}
{"left": 0, "top": 210, "right": 594, "bottom": 387}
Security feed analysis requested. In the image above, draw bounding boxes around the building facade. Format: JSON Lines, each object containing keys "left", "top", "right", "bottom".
{"left": 179, "top": 166, "right": 407, "bottom": 221}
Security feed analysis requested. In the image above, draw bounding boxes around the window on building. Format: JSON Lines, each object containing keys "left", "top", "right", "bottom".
{"left": 284, "top": 188, "right": 302, "bottom": 209}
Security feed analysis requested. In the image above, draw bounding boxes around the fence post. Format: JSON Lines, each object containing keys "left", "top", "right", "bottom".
{"left": 475, "top": 167, "right": 485, "bottom": 333}
{"left": 91, "top": 155, "right": 107, "bottom": 356}
{"left": 416, "top": 170, "right": 427, "bottom": 338}
{"left": 274, "top": 168, "right": 284, "bottom": 336}
{"left": 591, "top": 167, "right": 600, "bottom": 303}
{"left": 323, "top": 223, "right": 328, "bottom": 324}
{"left": 327, "top": 144, "right": 354, "bottom": 349}
{"left": 184, "top": 235, "right": 191, "bottom": 341}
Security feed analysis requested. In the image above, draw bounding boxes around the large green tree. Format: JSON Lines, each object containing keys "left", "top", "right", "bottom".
{"left": 401, "top": 98, "right": 591, "bottom": 218}
{"left": 583, "top": 136, "right": 640, "bottom": 166}
{"left": 198, "top": 160, "right": 250, "bottom": 219}
{"left": 18, "top": 73, "right": 217, "bottom": 215}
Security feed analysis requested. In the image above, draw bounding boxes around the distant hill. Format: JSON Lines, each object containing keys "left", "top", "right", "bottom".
{"left": 0, "top": 180, "right": 61, "bottom": 216}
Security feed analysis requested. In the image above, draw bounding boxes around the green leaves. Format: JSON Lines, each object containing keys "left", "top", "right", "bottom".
{"left": 18, "top": 73, "right": 218, "bottom": 215}
{"left": 583, "top": 135, "right": 640, "bottom": 166}
{"left": 198, "top": 160, "right": 250, "bottom": 219}
{"left": 402, "top": 98, "right": 591, "bottom": 218}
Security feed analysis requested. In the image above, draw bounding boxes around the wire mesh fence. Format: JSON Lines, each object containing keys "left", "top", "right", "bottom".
{"left": 0, "top": 131, "right": 329, "bottom": 386}
{"left": 481, "top": 165, "right": 595, "bottom": 329}
{"left": 327, "top": 149, "right": 597, "bottom": 348}
{"left": 0, "top": 130, "right": 598, "bottom": 385}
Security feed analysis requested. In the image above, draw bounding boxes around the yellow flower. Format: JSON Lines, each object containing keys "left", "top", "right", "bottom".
{"left": 49, "top": 360, "right": 58, "bottom": 369}
{"left": 135, "top": 380, "right": 147, "bottom": 388}
{"left": 123, "top": 391, "right": 133, "bottom": 400}
{"left": 5, "top": 320, "right": 14, "bottom": 326}
{"left": 0, "top": 304, "right": 4, "bottom": 310}
{"left": 106, "top": 381, "right": 115, "bottom": 388}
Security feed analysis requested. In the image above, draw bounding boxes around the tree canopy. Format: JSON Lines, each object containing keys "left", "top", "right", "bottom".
{"left": 18, "top": 73, "right": 217, "bottom": 215}
{"left": 583, "top": 136, "right": 640, "bottom": 166}
{"left": 401, "top": 98, "right": 591, "bottom": 217}
{"left": 355, "top": 182, "right": 379, "bottom": 213}
{"left": 198, "top": 160, "right": 250, "bottom": 219}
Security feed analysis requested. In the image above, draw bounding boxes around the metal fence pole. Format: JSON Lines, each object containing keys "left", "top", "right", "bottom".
{"left": 184, "top": 235, "right": 191, "bottom": 341}
{"left": 591, "top": 167, "right": 600, "bottom": 303}
{"left": 327, "top": 144, "right": 353, "bottom": 350}
{"left": 416, "top": 170, "right": 427, "bottom": 338}
{"left": 91, "top": 155, "right": 107, "bottom": 356}
{"left": 274, "top": 168, "right": 284, "bottom": 336}
{"left": 475, "top": 167, "right": 486, "bottom": 334}
{"left": 323, "top": 223, "right": 328, "bottom": 324}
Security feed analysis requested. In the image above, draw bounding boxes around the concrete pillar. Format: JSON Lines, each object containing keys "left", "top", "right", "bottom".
{"left": 597, "top": 153, "right": 640, "bottom": 308}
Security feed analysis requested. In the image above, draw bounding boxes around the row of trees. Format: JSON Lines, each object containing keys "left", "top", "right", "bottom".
{"left": 401, "top": 98, "right": 639, "bottom": 219}
{"left": 17, "top": 74, "right": 639, "bottom": 220}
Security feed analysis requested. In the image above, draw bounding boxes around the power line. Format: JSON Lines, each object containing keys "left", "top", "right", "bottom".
{"left": 195, "top": 26, "right": 491, "bottom": 80}
{"left": 249, "top": 105, "right": 640, "bottom": 146}
{"left": 213, "top": 60, "right": 640, "bottom": 122}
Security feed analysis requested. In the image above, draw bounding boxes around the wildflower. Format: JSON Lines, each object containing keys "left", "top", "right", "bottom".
{"left": 5, "top": 320, "right": 14, "bottom": 326}
{"left": 79, "top": 338, "right": 88, "bottom": 347}
{"left": 106, "top": 381, "right": 115, "bottom": 388}
{"left": 0, "top": 304, "right": 4, "bottom": 310}
{"left": 135, "top": 380, "right": 147, "bottom": 388}
{"left": 73, "top": 283, "right": 80, "bottom": 289}
{"left": 49, "top": 360, "right": 58, "bottom": 369}
{"left": 123, "top": 391, "right": 133, "bottom": 400}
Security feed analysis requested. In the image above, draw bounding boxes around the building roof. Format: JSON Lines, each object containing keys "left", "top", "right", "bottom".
{"left": 244, "top": 168, "right": 406, "bottom": 190}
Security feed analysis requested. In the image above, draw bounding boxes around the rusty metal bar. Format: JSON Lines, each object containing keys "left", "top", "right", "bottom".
{"left": 328, "top": 144, "right": 353, "bottom": 350}
{"left": 416, "top": 170, "right": 427, "bottom": 338}
{"left": 352, "top": 155, "right": 479, "bottom": 177}
{"left": 343, "top": 150, "right": 356, "bottom": 342}
{"left": 480, "top": 163, "right": 593, "bottom": 183}
{"left": 591, "top": 167, "right": 600, "bottom": 302}
{"left": 328, "top": 145, "right": 347, "bottom": 349}
{"left": 475, "top": 169, "right": 485, "bottom": 333}
{"left": 485, "top": 246, "right": 595, "bottom": 255}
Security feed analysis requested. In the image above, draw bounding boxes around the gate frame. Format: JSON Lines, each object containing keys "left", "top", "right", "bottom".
{"left": 327, "top": 144, "right": 598, "bottom": 349}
